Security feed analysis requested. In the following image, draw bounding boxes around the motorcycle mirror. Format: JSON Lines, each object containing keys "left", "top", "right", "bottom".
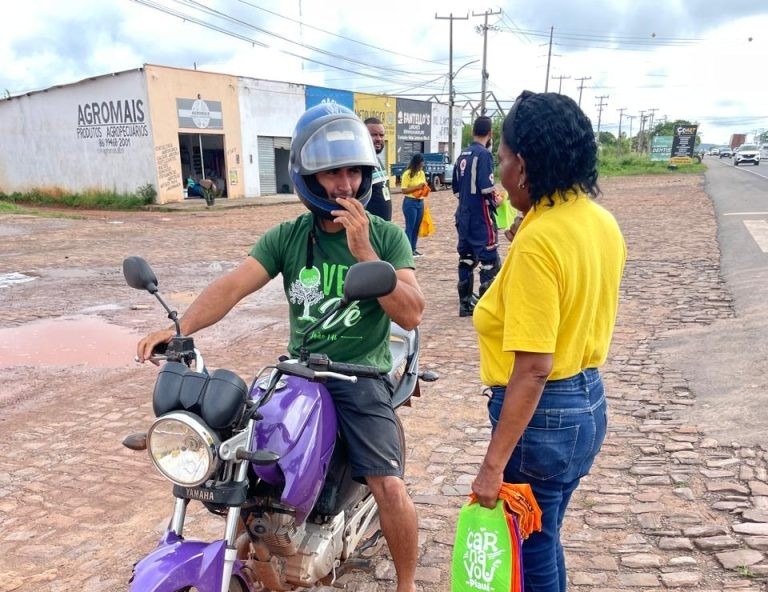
{"left": 341, "top": 261, "right": 397, "bottom": 304}
{"left": 123, "top": 256, "right": 159, "bottom": 294}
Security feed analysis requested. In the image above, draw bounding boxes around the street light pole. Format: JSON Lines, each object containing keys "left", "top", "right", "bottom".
{"left": 437, "top": 13, "right": 469, "bottom": 162}
{"left": 447, "top": 59, "right": 480, "bottom": 160}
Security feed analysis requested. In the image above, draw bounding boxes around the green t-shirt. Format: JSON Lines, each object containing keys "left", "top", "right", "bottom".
{"left": 250, "top": 212, "right": 414, "bottom": 372}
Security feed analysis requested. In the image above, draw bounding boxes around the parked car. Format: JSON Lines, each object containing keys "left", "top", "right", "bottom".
{"left": 760, "top": 144, "right": 768, "bottom": 160}
{"left": 719, "top": 147, "right": 733, "bottom": 158}
{"left": 710, "top": 147, "right": 720, "bottom": 156}
{"left": 733, "top": 144, "right": 760, "bottom": 166}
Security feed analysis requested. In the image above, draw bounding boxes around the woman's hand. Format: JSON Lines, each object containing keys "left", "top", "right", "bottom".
{"left": 504, "top": 215, "right": 525, "bottom": 242}
{"left": 471, "top": 463, "right": 503, "bottom": 508}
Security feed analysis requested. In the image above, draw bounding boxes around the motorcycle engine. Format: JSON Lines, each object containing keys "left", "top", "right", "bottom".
{"left": 243, "top": 511, "right": 345, "bottom": 587}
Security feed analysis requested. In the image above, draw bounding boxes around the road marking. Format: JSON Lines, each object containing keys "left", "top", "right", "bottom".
{"left": 744, "top": 220, "right": 768, "bottom": 253}
{"left": 724, "top": 212, "right": 768, "bottom": 216}
{"left": 714, "top": 159, "right": 768, "bottom": 180}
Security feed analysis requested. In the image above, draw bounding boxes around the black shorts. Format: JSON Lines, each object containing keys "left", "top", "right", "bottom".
{"left": 325, "top": 376, "right": 403, "bottom": 483}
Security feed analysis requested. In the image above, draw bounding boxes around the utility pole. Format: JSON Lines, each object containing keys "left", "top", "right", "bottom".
{"left": 625, "top": 115, "right": 636, "bottom": 151}
{"left": 472, "top": 9, "right": 501, "bottom": 115}
{"left": 617, "top": 108, "right": 627, "bottom": 155}
{"left": 551, "top": 74, "right": 571, "bottom": 94}
{"left": 436, "top": 12, "right": 469, "bottom": 162}
{"left": 646, "top": 107, "right": 658, "bottom": 140}
{"left": 637, "top": 111, "right": 647, "bottom": 153}
{"left": 574, "top": 76, "right": 591, "bottom": 107}
{"left": 544, "top": 26, "right": 554, "bottom": 92}
{"left": 595, "top": 95, "right": 609, "bottom": 141}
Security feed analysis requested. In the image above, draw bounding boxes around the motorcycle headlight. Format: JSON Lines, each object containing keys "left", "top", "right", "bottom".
{"left": 147, "top": 411, "right": 220, "bottom": 487}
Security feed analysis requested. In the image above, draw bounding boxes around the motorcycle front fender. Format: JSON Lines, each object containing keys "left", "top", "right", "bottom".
{"left": 130, "top": 532, "right": 251, "bottom": 592}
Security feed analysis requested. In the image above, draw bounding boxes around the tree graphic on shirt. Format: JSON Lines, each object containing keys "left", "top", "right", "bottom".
{"left": 289, "top": 266, "right": 324, "bottom": 321}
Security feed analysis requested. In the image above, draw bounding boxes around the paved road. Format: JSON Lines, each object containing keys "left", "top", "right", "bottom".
{"left": 657, "top": 158, "right": 768, "bottom": 446}
{"left": 1, "top": 173, "right": 768, "bottom": 591}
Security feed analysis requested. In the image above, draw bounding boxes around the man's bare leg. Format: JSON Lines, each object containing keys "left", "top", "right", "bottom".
{"left": 366, "top": 475, "right": 418, "bottom": 592}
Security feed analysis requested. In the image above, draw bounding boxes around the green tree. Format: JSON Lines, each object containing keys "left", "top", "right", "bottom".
{"left": 461, "top": 116, "right": 503, "bottom": 154}
{"left": 598, "top": 131, "right": 617, "bottom": 146}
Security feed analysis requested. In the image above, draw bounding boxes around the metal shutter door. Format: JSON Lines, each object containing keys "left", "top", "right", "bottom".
{"left": 257, "top": 137, "right": 276, "bottom": 195}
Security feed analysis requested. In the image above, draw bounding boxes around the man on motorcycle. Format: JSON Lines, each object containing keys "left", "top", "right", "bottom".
{"left": 137, "top": 103, "right": 425, "bottom": 592}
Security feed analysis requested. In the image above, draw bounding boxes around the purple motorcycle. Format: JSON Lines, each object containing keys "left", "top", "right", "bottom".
{"left": 121, "top": 256, "right": 437, "bottom": 591}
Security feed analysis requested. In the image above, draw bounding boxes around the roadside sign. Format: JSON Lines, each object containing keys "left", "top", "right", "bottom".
{"left": 671, "top": 124, "right": 699, "bottom": 164}
{"left": 650, "top": 136, "right": 673, "bottom": 162}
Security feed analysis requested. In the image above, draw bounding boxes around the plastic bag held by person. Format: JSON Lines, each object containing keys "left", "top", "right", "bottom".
{"left": 451, "top": 483, "right": 542, "bottom": 592}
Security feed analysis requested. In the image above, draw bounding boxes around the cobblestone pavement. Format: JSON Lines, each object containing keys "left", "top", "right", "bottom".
{"left": 1, "top": 174, "right": 767, "bottom": 591}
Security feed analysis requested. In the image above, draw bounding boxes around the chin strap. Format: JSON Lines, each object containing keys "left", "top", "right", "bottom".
{"left": 305, "top": 220, "right": 316, "bottom": 271}
{"left": 305, "top": 214, "right": 330, "bottom": 270}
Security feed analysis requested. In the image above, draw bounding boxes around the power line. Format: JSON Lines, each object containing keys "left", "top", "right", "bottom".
{"left": 235, "top": 0, "right": 449, "bottom": 69}
{"left": 130, "top": 0, "right": 440, "bottom": 88}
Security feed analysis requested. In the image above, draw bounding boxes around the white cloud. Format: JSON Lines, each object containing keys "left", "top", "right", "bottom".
{"left": 2, "top": 0, "right": 766, "bottom": 144}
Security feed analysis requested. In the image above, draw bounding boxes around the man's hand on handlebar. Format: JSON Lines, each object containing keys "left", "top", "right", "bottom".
{"left": 136, "top": 329, "right": 175, "bottom": 365}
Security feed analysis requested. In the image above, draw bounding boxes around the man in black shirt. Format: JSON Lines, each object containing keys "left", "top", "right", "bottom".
{"left": 364, "top": 117, "right": 392, "bottom": 220}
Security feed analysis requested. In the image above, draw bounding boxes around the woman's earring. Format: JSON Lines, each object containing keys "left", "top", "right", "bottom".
{"left": 518, "top": 180, "right": 526, "bottom": 190}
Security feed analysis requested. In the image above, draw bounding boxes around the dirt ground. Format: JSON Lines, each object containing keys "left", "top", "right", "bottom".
{"left": 1, "top": 174, "right": 761, "bottom": 592}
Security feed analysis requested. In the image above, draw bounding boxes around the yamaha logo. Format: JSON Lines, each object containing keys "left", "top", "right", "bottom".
{"left": 185, "top": 487, "right": 214, "bottom": 502}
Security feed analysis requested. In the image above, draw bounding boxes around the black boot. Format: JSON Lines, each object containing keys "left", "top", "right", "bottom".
{"left": 458, "top": 279, "right": 474, "bottom": 317}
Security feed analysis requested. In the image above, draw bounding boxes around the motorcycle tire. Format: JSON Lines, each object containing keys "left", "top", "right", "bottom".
{"left": 178, "top": 579, "right": 246, "bottom": 592}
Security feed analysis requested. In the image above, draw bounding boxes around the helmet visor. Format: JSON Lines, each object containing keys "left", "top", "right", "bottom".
{"left": 299, "top": 118, "right": 379, "bottom": 174}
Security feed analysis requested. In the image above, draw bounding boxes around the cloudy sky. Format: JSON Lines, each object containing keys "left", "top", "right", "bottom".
{"left": 3, "top": 0, "right": 767, "bottom": 145}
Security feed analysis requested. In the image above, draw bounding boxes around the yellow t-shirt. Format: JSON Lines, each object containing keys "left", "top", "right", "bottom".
{"left": 473, "top": 190, "right": 626, "bottom": 384}
{"left": 401, "top": 169, "right": 427, "bottom": 198}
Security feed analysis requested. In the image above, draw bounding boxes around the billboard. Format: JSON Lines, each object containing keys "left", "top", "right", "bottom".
{"left": 670, "top": 124, "right": 698, "bottom": 164}
{"left": 650, "top": 136, "right": 673, "bottom": 162}
{"left": 395, "top": 98, "right": 432, "bottom": 163}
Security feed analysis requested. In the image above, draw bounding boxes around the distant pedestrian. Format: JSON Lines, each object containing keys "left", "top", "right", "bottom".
{"left": 400, "top": 153, "right": 428, "bottom": 256}
{"left": 452, "top": 116, "right": 499, "bottom": 317}
{"left": 365, "top": 117, "right": 392, "bottom": 221}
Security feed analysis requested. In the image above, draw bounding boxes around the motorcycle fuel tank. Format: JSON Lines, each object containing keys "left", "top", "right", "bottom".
{"left": 251, "top": 375, "right": 337, "bottom": 523}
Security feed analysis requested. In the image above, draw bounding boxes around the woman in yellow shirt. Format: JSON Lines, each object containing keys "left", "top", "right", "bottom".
{"left": 400, "top": 153, "right": 428, "bottom": 256}
{"left": 471, "top": 91, "right": 626, "bottom": 592}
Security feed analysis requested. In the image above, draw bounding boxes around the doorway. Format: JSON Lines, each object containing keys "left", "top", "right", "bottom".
{"left": 179, "top": 133, "right": 227, "bottom": 197}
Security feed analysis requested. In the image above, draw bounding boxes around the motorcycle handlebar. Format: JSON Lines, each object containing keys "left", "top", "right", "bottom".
{"left": 276, "top": 360, "right": 381, "bottom": 381}
{"left": 327, "top": 361, "right": 382, "bottom": 379}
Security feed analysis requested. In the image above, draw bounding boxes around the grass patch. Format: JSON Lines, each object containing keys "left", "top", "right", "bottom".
{"left": 599, "top": 152, "right": 706, "bottom": 177}
{"left": 0, "top": 183, "right": 157, "bottom": 211}
{"left": 0, "top": 201, "right": 22, "bottom": 213}
{"left": 736, "top": 564, "right": 757, "bottom": 578}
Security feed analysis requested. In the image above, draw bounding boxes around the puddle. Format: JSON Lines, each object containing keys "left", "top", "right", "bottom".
{"left": 0, "top": 315, "right": 139, "bottom": 368}
{"left": 0, "top": 273, "right": 37, "bottom": 288}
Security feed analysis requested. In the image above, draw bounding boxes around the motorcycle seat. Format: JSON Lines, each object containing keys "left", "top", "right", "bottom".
{"left": 388, "top": 322, "right": 416, "bottom": 379}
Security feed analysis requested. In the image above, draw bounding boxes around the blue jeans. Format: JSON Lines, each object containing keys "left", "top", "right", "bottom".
{"left": 402, "top": 197, "right": 424, "bottom": 252}
{"left": 488, "top": 368, "right": 607, "bottom": 592}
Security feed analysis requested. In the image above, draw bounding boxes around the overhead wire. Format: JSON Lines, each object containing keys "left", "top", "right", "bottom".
{"left": 129, "top": 0, "right": 440, "bottom": 88}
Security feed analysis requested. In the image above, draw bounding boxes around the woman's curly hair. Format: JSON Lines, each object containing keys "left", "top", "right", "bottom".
{"left": 502, "top": 91, "right": 600, "bottom": 206}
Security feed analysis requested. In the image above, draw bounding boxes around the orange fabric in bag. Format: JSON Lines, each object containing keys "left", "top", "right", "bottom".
{"left": 477, "top": 483, "right": 542, "bottom": 591}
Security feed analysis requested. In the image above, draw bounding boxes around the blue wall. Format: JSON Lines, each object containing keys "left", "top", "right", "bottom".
{"left": 305, "top": 86, "right": 354, "bottom": 110}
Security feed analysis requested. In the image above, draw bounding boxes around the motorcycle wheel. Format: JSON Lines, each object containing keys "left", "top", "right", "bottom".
{"left": 179, "top": 578, "right": 247, "bottom": 592}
